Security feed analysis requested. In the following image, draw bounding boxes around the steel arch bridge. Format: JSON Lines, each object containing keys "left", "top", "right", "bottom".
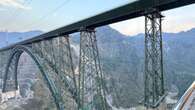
{"left": 0, "top": 0, "right": 195, "bottom": 110}
{"left": 3, "top": 45, "right": 79, "bottom": 109}
{"left": 1, "top": 36, "right": 79, "bottom": 110}
{"left": 0, "top": 33, "right": 108, "bottom": 110}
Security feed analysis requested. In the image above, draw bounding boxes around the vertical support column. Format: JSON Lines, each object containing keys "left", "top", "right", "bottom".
{"left": 64, "top": 36, "right": 78, "bottom": 100}
{"left": 3, "top": 51, "right": 22, "bottom": 92}
{"left": 14, "top": 52, "right": 21, "bottom": 90}
{"left": 144, "top": 12, "right": 165, "bottom": 108}
{"left": 78, "top": 28, "right": 107, "bottom": 110}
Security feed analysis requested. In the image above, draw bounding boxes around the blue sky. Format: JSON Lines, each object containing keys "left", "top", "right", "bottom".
{"left": 0, "top": 0, "right": 195, "bottom": 36}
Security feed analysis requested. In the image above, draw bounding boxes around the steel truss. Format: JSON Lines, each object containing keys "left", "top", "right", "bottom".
{"left": 2, "top": 36, "right": 78, "bottom": 110}
{"left": 78, "top": 28, "right": 107, "bottom": 110}
{"left": 144, "top": 11, "right": 165, "bottom": 108}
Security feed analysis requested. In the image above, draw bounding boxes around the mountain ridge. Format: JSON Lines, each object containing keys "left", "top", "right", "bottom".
{"left": 0, "top": 26, "right": 195, "bottom": 108}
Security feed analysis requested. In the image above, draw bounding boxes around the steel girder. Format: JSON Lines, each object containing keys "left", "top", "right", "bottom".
{"left": 2, "top": 45, "right": 64, "bottom": 109}
{"left": 78, "top": 28, "right": 107, "bottom": 110}
{"left": 144, "top": 11, "right": 165, "bottom": 108}
{"left": 2, "top": 36, "right": 78, "bottom": 110}
{"left": 1, "top": 32, "right": 108, "bottom": 110}
{"left": 0, "top": 51, "right": 11, "bottom": 89}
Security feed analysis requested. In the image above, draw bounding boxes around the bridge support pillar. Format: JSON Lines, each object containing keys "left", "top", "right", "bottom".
{"left": 78, "top": 28, "right": 107, "bottom": 110}
{"left": 144, "top": 12, "right": 165, "bottom": 109}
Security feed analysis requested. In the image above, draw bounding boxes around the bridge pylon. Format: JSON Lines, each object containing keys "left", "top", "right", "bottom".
{"left": 144, "top": 11, "right": 165, "bottom": 109}
{"left": 78, "top": 28, "right": 107, "bottom": 110}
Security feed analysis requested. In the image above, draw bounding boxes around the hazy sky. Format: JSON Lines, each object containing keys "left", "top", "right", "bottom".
{"left": 0, "top": 0, "right": 195, "bottom": 36}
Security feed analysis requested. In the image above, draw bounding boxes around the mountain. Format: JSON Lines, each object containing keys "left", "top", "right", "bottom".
{"left": 92, "top": 26, "right": 195, "bottom": 108}
{"left": 1, "top": 26, "right": 195, "bottom": 109}
{"left": 0, "top": 30, "right": 43, "bottom": 48}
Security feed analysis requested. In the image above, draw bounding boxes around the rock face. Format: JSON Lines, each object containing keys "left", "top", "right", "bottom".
{"left": 0, "top": 52, "right": 57, "bottom": 110}
{"left": 1, "top": 89, "right": 21, "bottom": 103}
{"left": 1, "top": 26, "right": 195, "bottom": 109}
{"left": 71, "top": 26, "right": 195, "bottom": 109}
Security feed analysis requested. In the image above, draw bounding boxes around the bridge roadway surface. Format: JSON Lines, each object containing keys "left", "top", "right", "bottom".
{"left": 0, "top": 0, "right": 195, "bottom": 51}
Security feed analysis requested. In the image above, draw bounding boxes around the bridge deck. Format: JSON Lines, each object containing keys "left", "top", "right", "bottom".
{"left": 0, "top": 0, "right": 195, "bottom": 51}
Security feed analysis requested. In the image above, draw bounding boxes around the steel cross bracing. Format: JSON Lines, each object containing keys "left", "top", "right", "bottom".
{"left": 0, "top": 30, "right": 108, "bottom": 110}
{"left": 0, "top": 0, "right": 194, "bottom": 109}
{"left": 0, "top": 11, "right": 167, "bottom": 110}
{"left": 1, "top": 36, "right": 78, "bottom": 110}
{"left": 78, "top": 28, "right": 108, "bottom": 110}
{"left": 144, "top": 11, "right": 165, "bottom": 108}
{"left": 0, "top": 0, "right": 193, "bottom": 49}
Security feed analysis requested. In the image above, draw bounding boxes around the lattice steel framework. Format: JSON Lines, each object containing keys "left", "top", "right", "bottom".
{"left": 78, "top": 28, "right": 107, "bottom": 110}
{"left": 0, "top": 31, "right": 110, "bottom": 110}
{"left": 2, "top": 36, "right": 78, "bottom": 110}
{"left": 144, "top": 12, "right": 165, "bottom": 108}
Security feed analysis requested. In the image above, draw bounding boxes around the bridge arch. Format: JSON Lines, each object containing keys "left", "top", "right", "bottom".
{"left": 2, "top": 45, "right": 63, "bottom": 109}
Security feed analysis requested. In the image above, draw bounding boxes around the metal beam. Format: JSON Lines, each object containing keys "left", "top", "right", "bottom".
{"left": 78, "top": 28, "right": 107, "bottom": 110}
{"left": 0, "top": 0, "right": 195, "bottom": 51}
{"left": 144, "top": 11, "right": 165, "bottom": 108}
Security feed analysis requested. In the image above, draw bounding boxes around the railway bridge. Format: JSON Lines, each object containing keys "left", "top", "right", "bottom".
{"left": 0, "top": 0, "right": 195, "bottom": 109}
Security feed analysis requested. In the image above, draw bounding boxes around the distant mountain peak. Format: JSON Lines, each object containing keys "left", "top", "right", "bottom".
{"left": 0, "top": 30, "right": 43, "bottom": 48}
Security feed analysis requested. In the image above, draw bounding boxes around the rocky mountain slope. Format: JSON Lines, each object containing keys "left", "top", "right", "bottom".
{"left": 0, "top": 26, "right": 195, "bottom": 109}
